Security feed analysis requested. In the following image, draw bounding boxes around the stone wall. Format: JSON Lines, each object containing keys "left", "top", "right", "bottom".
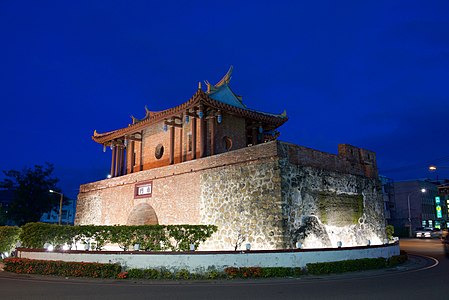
{"left": 199, "top": 157, "right": 284, "bottom": 250}
{"left": 76, "top": 140, "right": 386, "bottom": 250}
{"left": 278, "top": 142, "right": 386, "bottom": 249}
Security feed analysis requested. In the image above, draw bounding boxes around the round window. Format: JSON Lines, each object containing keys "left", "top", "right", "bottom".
{"left": 155, "top": 144, "right": 164, "bottom": 159}
{"left": 223, "top": 136, "right": 233, "bottom": 151}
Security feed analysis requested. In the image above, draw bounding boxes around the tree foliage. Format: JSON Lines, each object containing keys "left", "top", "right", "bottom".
{"left": 0, "top": 163, "right": 60, "bottom": 225}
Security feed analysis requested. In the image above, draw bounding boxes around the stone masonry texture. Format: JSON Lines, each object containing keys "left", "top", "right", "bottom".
{"left": 76, "top": 140, "right": 386, "bottom": 250}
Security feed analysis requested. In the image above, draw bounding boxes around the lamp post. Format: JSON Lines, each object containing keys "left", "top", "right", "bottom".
{"left": 407, "top": 188, "right": 426, "bottom": 237}
{"left": 49, "top": 190, "right": 63, "bottom": 225}
{"left": 429, "top": 165, "right": 449, "bottom": 171}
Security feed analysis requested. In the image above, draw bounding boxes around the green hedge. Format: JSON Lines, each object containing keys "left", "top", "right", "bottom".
{"left": 19, "top": 222, "right": 217, "bottom": 251}
{"left": 306, "top": 253, "right": 408, "bottom": 275}
{"left": 0, "top": 226, "right": 21, "bottom": 253}
{"left": 3, "top": 254, "right": 408, "bottom": 279}
{"left": 4, "top": 258, "right": 121, "bottom": 278}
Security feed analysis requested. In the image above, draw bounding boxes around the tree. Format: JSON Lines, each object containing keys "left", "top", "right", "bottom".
{"left": 0, "top": 163, "right": 61, "bottom": 225}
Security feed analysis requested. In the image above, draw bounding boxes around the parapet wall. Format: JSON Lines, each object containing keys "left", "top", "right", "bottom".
{"left": 278, "top": 142, "right": 378, "bottom": 178}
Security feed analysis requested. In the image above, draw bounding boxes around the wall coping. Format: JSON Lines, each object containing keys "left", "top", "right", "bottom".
{"left": 15, "top": 242, "right": 400, "bottom": 271}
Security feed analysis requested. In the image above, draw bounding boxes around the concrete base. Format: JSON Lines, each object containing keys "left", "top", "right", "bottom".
{"left": 16, "top": 242, "right": 400, "bottom": 273}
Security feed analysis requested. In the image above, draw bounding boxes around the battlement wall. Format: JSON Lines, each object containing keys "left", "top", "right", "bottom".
{"left": 278, "top": 142, "right": 378, "bottom": 178}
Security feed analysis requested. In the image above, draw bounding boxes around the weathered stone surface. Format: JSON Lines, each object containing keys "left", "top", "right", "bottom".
{"left": 127, "top": 203, "right": 158, "bottom": 225}
{"left": 76, "top": 141, "right": 386, "bottom": 250}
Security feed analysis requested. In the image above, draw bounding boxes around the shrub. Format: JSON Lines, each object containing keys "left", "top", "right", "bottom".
{"left": 117, "top": 271, "right": 128, "bottom": 279}
{"left": 4, "top": 258, "right": 121, "bottom": 278}
{"left": 306, "top": 257, "right": 388, "bottom": 275}
{"left": 386, "top": 225, "right": 395, "bottom": 240}
{"left": 18, "top": 223, "right": 217, "bottom": 252}
{"left": 0, "top": 226, "right": 21, "bottom": 253}
{"left": 127, "top": 268, "right": 161, "bottom": 279}
{"left": 166, "top": 225, "right": 217, "bottom": 251}
{"left": 387, "top": 252, "right": 408, "bottom": 266}
{"left": 261, "top": 267, "right": 303, "bottom": 278}
{"left": 175, "top": 269, "right": 191, "bottom": 280}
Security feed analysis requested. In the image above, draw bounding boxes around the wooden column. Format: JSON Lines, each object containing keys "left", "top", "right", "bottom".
{"left": 121, "top": 146, "right": 126, "bottom": 176}
{"left": 115, "top": 146, "right": 122, "bottom": 176}
{"left": 139, "top": 131, "right": 144, "bottom": 171}
{"left": 130, "top": 141, "right": 135, "bottom": 173}
{"left": 191, "top": 117, "right": 197, "bottom": 160}
{"left": 169, "top": 125, "right": 175, "bottom": 165}
{"left": 179, "top": 125, "right": 183, "bottom": 163}
{"left": 210, "top": 117, "right": 215, "bottom": 156}
{"left": 199, "top": 117, "right": 206, "bottom": 158}
{"left": 252, "top": 126, "right": 258, "bottom": 146}
{"left": 110, "top": 145, "right": 116, "bottom": 177}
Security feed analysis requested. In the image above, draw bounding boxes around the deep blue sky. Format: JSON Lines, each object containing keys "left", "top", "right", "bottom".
{"left": 1, "top": 1, "right": 448, "bottom": 198}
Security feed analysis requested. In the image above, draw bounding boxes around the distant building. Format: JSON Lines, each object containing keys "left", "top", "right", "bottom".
{"left": 380, "top": 176, "right": 394, "bottom": 224}
{"left": 1, "top": 188, "right": 76, "bottom": 225}
{"left": 388, "top": 180, "right": 443, "bottom": 237}
{"left": 76, "top": 67, "right": 387, "bottom": 250}
{"left": 436, "top": 179, "right": 449, "bottom": 226}
{"left": 40, "top": 198, "right": 76, "bottom": 225}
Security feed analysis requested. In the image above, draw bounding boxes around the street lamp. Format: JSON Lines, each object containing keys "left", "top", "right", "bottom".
{"left": 429, "top": 165, "right": 449, "bottom": 171}
{"left": 407, "top": 188, "right": 426, "bottom": 237}
{"left": 49, "top": 190, "right": 63, "bottom": 225}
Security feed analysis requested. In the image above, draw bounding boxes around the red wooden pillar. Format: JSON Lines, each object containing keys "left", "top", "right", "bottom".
{"left": 179, "top": 125, "right": 183, "bottom": 163}
{"left": 169, "top": 125, "right": 175, "bottom": 165}
{"left": 115, "top": 146, "right": 121, "bottom": 176}
{"left": 139, "top": 131, "right": 144, "bottom": 171}
{"left": 110, "top": 145, "right": 116, "bottom": 177}
{"left": 130, "top": 141, "right": 135, "bottom": 173}
{"left": 199, "top": 117, "right": 206, "bottom": 158}
{"left": 209, "top": 117, "right": 215, "bottom": 156}
{"left": 191, "top": 117, "right": 197, "bottom": 160}
{"left": 252, "top": 126, "right": 258, "bottom": 146}
{"left": 121, "top": 146, "right": 126, "bottom": 175}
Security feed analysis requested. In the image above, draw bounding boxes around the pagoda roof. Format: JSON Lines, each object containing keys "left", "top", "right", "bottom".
{"left": 93, "top": 68, "right": 288, "bottom": 144}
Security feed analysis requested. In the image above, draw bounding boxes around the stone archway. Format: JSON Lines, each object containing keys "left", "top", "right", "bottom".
{"left": 126, "top": 203, "right": 159, "bottom": 225}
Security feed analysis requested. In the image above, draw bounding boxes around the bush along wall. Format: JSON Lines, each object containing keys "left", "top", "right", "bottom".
{"left": 0, "top": 226, "right": 21, "bottom": 254}
{"left": 3, "top": 254, "right": 408, "bottom": 279}
{"left": 3, "top": 258, "right": 121, "bottom": 278}
{"left": 19, "top": 222, "right": 217, "bottom": 251}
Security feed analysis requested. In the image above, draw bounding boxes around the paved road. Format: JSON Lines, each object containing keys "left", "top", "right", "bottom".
{"left": 0, "top": 239, "right": 447, "bottom": 300}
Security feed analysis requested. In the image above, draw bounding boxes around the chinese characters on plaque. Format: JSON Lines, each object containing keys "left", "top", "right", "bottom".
{"left": 134, "top": 181, "right": 153, "bottom": 198}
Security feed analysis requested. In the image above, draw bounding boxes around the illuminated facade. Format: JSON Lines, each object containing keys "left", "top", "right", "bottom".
{"left": 76, "top": 68, "right": 387, "bottom": 250}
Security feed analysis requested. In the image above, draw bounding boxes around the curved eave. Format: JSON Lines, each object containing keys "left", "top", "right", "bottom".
{"left": 92, "top": 89, "right": 204, "bottom": 144}
{"left": 92, "top": 89, "right": 288, "bottom": 144}
{"left": 202, "top": 91, "right": 288, "bottom": 129}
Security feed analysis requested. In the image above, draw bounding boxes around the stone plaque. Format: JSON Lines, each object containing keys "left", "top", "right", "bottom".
{"left": 134, "top": 180, "right": 153, "bottom": 199}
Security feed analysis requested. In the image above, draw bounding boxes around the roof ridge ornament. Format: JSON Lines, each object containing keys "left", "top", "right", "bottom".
{"left": 205, "top": 65, "right": 233, "bottom": 94}
{"left": 281, "top": 110, "right": 287, "bottom": 117}
{"left": 215, "top": 65, "right": 233, "bottom": 87}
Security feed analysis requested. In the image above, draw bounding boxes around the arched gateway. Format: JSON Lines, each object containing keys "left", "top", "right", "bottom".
{"left": 126, "top": 203, "right": 159, "bottom": 225}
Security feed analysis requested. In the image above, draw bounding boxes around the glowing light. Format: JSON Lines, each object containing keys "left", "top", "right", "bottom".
{"left": 46, "top": 244, "right": 54, "bottom": 251}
